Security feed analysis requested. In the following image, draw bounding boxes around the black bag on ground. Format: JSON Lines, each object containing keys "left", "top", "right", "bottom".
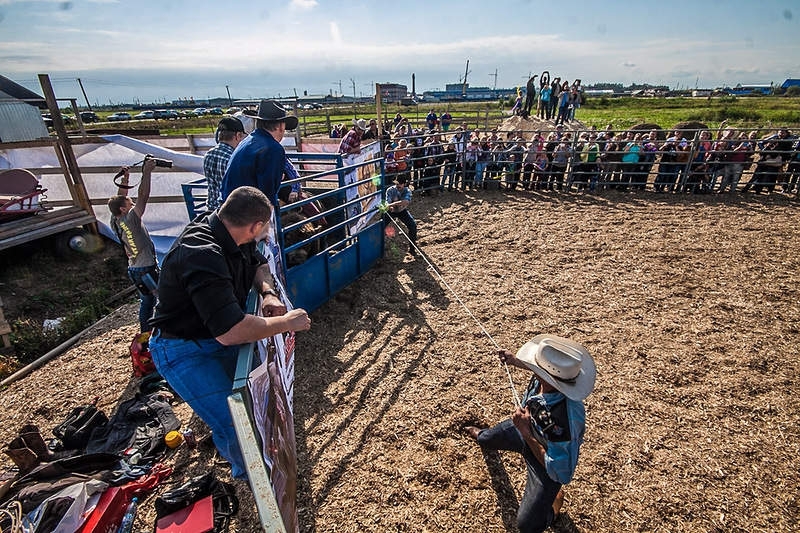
{"left": 154, "top": 472, "right": 238, "bottom": 532}
{"left": 84, "top": 393, "right": 180, "bottom": 463}
{"left": 51, "top": 397, "right": 108, "bottom": 451}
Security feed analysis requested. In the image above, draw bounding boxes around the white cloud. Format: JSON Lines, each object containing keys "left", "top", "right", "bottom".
{"left": 329, "top": 21, "right": 341, "bottom": 45}
{"left": 289, "top": 0, "right": 317, "bottom": 9}
{"left": 2, "top": 29, "right": 795, "bottom": 92}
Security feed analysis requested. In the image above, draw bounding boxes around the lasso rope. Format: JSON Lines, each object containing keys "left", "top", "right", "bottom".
{"left": 381, "top": 208, "right": 522, "bottom": 407}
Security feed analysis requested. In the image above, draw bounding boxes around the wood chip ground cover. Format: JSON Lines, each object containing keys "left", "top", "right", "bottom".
{"left": 1, "top": 190, "right": 798, "bottom": 532}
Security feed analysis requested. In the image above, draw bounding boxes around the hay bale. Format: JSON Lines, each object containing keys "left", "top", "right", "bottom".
{"left": 673, "top": 121, "right": 709, "bottom": 136}
{"left": 630, "top": 123, "right": 665, "bottom": 140}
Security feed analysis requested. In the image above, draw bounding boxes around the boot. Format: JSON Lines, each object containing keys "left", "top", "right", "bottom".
{"left": 4, "top": 437, "right": 40, "bottom": 475}
{"left": 18, "top": 424, "right": 53, "bottom": 462}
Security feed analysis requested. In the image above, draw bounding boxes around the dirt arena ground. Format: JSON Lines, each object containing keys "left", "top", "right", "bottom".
{"left": 1, "top": 188, "right": 798, "bottom": 532}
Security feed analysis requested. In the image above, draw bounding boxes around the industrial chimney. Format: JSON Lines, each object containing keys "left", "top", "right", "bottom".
{"left": 411, "top": 73, "right": 416, "bottom": 98}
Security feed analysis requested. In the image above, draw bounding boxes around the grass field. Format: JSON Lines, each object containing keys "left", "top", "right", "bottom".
{"left": 80, "top": 95, "right": 800, "bottom": 138}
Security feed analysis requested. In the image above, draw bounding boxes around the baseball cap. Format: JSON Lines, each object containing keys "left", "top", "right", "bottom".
{"left": 217, "top": 117, "right": 245, "bottom": 133}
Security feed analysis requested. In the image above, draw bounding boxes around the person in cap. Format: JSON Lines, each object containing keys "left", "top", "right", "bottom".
{"left": 221, "top": 99, "right": 298, "bottom": 207}
{"left": 465, "top": 334, "right": 597, "bottom": 533}
{"left": 204, "top": 116, "right": 246, "bottom": 210}
{"left": 383, "top": 173, "right": 418, "bottom": 257}
{"left": 338, "top": 118, "right": 368, "bottom": 155}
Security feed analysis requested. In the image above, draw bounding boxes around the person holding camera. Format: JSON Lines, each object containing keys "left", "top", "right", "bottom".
{"left": 465, "top": 334, "right": 596, "bottom": 533}
{"left": 108, "top": 157, "right": 159, "bottom": 333}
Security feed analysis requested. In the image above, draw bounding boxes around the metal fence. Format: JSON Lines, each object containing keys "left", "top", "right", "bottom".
{"left": 375, "top": 126, "right": 800, "bottom": 196}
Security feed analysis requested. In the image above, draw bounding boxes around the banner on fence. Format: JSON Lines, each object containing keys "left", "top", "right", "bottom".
{"left": 247, "top": 235, "right": 299, "bottom": 532}
{"left": 342, "top": 142, "right": 382, "bottom": 234}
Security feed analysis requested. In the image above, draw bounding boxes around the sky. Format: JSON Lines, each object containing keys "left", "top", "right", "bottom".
{"left": 1, "top": 0, "right": 798, "bottom": 106}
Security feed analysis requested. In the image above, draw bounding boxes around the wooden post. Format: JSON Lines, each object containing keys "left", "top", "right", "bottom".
{"left": 38, "top": 74, "right": 97, "bottom": 234}
{"left": 375, "top": 84, "right": 383, "bottom": 137}
{"left": 70, "top": 98, "right": 87, "bottom": 139}
{"left": 0, "top": 297, "right": 11, "bottom": 349}
{"left": 291, "top": 100, "right": 300, "bottom": 148}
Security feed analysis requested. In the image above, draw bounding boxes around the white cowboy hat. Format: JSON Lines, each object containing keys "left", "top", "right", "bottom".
{"left": 516, "top": 334, "right": 596, "bottom": 401}
{"left": 353, "top": 118, "right": 369, "bottom": 130}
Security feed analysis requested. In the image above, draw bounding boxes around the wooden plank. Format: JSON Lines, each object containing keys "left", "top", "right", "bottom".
{"left": 0, "top": 207, "right": 95, "bottom": 250}
{"left": 0, "top": 138, "right": 58, "bottom": 150}
{"left": 45, "top": 195, "right": 187, "bottom": 208}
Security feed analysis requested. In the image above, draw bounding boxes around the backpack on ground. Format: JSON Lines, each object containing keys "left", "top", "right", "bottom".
{"left": 85, "top": 393, "right": 180, "bottom": 464}
{"left": 154, "top": 472, "right": 238, "bottom": 533}
{"left": 51, "top": 397, "right": 109, "bottom": 452}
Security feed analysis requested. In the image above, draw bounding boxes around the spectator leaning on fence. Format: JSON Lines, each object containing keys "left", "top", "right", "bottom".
{"left": 149, "top": 186, "right": 311, "bottom": 480}
{"left": 339, "top": 119, "right": 368, "bottom": 156}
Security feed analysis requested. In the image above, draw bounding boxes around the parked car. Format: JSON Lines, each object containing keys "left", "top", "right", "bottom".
{"left": 79, "top": 111, "right": 100, "bottom": 123}
{"left": 133, "top": 110, "right": 155, "bottom": 120}
{"left": 311, "top": 103, "right": 324, "bottom": 109}
{"left": 107, "top": 112, "right": 132, "bottom": 122}
{"left": 192, "top": 107, "right": 208, "bottom": 116}
{"left": 41, "top": 113, "right": 76, "bottom": 126}
{"left": 208, "top": 107, "right": 223, "bottom": 115}
{"left": 153, "top": 109, "right": 178, "bottom": 119}
{"left": 302, "top": 104, "right": 314, "bottom": 110}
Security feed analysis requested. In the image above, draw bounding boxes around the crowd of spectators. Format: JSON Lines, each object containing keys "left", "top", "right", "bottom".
{"left": 373, "top": 116, "right": 799, "bottom": 196}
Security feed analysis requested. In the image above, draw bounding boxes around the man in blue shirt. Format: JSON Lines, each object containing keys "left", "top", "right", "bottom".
{"left": 384, "top": 174, "right": 418, "bottom": 257}
{"left": 221, "top": 99, "right": 298, "bottom": 207}
{"left": 466, "top": 334, "right": 596, "bottom": 533}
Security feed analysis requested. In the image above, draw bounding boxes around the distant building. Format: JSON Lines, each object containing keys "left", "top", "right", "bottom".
{"left": 781, "top": 79, "right": 800, "bottom": 89}
{"left": 723, "top": 84, "right": 772, "bottom": 96}
{"left": 379, "top": 83, "right": 407, "bottom": 103}
{"left": 422, "top": 83, "right": 516, "bottom": 102}
{"left": 583, "top": 89, "right": 615, "bottom": 97}
{"left": 0, "top": 75, "right": 49, "bottom": 142}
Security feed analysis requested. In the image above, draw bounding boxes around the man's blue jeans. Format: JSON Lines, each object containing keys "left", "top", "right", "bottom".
{"left": 149, "top": 332, "right": 247, "bottom": 479}
{"left": 477, "top": 419, "right": 561, "bottom": 533}
{"left": 127, "top": 265, "right": 158, "bottom": 332}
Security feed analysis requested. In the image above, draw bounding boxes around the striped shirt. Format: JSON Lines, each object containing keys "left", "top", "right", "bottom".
{"left": 203, "top": 142, "right": 235, "bottom": 210}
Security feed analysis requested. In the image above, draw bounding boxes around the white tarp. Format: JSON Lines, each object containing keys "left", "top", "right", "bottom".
{"left": 1, "top": 136, "right": 205, "bottom": 258}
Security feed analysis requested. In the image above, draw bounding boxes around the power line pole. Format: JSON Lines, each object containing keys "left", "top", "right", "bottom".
{"left": 76, "top": 78, "right": 91, "bottom": 111}
{"left": 226, "top": 85, "right": 232, "bottom": 107}
{"left": 350, "top": 78, "right": 357, "bottom": 118}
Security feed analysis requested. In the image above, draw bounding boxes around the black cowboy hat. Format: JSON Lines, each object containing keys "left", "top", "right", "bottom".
{"left": 243, "top": 99, "right": 298, "bottom": 130}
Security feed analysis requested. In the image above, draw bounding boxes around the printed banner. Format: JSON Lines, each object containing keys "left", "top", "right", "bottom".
{"left": 248, "top": 233, "right": 298, "bottom": 532}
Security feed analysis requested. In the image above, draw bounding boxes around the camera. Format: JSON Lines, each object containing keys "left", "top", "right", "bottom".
{"left": 145, "top": 154, "right": 173, "bottom": 168}
{"left": 526, "top": 398, "right": 555, "bottom": 434}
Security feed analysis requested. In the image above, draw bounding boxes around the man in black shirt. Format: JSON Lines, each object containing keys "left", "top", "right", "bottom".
{"left": 149, "top": 186, "right": 311, "bottom": 479}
